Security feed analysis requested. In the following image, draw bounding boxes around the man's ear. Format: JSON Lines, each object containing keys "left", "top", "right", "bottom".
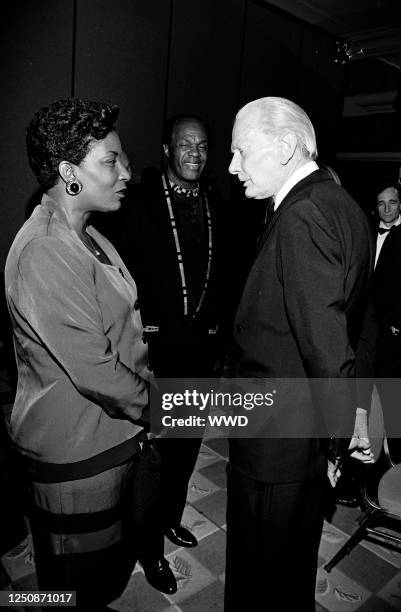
{"left": 58, "top": 161, "right": 77, "bottom": 185}
{"left": 279, "top": 132, "right": 297, "bottom": 165}
{"left": 163, "top": 144, "right": 170, "bottom": 158}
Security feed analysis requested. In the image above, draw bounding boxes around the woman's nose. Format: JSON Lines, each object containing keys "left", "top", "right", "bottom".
{"left": 119, "top": 161, "right": 131, "bottom": 181}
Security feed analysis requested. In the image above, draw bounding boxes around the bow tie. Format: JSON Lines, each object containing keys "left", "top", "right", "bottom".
{"left": 378, "top": 227, "right": 393, "bottom": 235}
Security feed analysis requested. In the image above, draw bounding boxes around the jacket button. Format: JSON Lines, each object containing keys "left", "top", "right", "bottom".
{"left": 236, "top": 323, "right": 243, "bottom": 333}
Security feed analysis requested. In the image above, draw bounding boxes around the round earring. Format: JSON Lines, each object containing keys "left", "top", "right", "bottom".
{"left": 66, "top": 179, "right": 83, "bottom": 196}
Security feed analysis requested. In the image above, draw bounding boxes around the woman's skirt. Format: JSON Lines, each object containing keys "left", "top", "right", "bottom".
{"left": 20, "top": 436, "right": 147, "bottom": 608}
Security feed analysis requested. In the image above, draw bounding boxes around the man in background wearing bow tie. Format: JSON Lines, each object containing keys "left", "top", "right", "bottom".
{"left": 375, "top": 182, "right": 401, "bottom": 265}
{"left": 373, "top": 182, "right": 401, "bottom": 462}
{"left": 342, "top": 181, "right": 401, "bottom": 502}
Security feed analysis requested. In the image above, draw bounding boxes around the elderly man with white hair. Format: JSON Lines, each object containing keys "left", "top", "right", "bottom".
{"left": 225, "top": 97, "right": 374, "bottom": 610}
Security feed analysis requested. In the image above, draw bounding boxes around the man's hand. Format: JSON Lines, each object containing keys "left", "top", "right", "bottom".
{"left": 328, "top": 407, "right": 375, "bottom": 487}
{"left": 348, "top": 407, "right": 374, "bottom": 464}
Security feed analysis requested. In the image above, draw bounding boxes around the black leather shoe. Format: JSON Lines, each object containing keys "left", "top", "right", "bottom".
{"left": 143, "top": 558, "right": 177, "bottom": 594}
{"left": 165, "top": 525, "right": 198, "bottom": 547}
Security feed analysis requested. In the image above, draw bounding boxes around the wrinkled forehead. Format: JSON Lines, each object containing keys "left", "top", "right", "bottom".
{"left": 377, "top": 187, "right": 400, "bottom": 203}
{"left": 232, "top": 107, "right": 272, "bottom": 149}
{"left": 234, "top": 106, "right": 260, "bottom": 134}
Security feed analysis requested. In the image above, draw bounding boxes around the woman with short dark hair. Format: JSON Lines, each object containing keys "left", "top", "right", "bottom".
{"left": 5, "top": 98, "right": 152, "bottom": 607}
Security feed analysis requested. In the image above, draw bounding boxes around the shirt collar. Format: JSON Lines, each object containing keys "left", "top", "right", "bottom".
{"left": 274, "top": 161, "right": 319, "bottom": 210}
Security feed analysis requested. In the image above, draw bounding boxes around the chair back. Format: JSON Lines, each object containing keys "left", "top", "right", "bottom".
{"left": 324, "top": 384, "right": 401, "bottom": 574}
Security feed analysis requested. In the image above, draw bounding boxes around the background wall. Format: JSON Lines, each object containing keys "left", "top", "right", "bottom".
{"left": 0, "top": 0, "right": 75, "bottom": 268}
{"left": 337, "top": 56, "right": 401, "bottom": 211}
{"left": 0, "top": 0, "right": 346, "bottom": 269}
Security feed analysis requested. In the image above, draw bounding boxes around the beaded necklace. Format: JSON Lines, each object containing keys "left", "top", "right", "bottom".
{"left": 170, "top": 181, "right": 200, "bottom": 198}
{"left": 162, "top": 173, "right": 213, "bottom": 318}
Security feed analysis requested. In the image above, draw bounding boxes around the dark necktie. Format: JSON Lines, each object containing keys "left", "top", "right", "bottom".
{"left": 264, "top": 197, "right": 275, "bottom": 227}
{"left": 378, "top": 226, "right": 392, "bottom": 235}
{"left": 255, "top": 197, "right": 275, "bottom": 251}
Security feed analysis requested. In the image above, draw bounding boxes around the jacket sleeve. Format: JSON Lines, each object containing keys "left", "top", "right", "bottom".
{"left": 14, "top": 237, "right": 148, "bottom": 422}
{"left": 277, "top": 199, "right": 358, "bottom": 450}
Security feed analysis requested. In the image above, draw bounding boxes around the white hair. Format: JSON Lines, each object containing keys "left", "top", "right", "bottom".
{"left": 237, "top": 97, "right": 318, "bottom": 160}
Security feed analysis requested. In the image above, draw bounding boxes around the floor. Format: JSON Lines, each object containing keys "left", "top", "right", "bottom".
{"left": 1, "top": 362, "right": 401, "bottom": 610}
{"left": 2, "top": 432, "right": 401, "bottom": 611}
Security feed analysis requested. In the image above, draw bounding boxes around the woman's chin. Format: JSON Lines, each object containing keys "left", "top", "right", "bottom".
{"left": 105, "top": 200, "right": 122, "bottom": 212}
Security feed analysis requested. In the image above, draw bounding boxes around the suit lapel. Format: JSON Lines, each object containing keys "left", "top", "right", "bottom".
{"left": 256, "top": 169, "right": 325, "bottom": 255}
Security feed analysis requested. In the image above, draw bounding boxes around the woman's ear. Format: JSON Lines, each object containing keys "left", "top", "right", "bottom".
{"left": 58, "top": 161, "right": 76, "bottom": 185}
{"left": 279, "top": 132, "right": 297, "bottom": 165}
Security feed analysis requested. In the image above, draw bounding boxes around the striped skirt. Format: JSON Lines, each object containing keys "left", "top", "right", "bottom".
{"left": 20, "top": 436, "right": 148, "bottom": 608}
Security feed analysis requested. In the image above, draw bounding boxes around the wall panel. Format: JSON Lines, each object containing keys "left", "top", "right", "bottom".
{"left": 296, "top": 27, "right": 345, "bottom": 161}
{"left": 0, "top": 0, "right": 348, "bottom": 270}
{"left": 166, "top": 0, "right": 246, "bottom": 194}
{"left": 74, "top": 0, "right": 171, "bottom": 180}
{"left": 240, "top": 1, "right": 302, "bottom": 106}
{"left": 0, "top": 0, "right": 74, "bottom": 268}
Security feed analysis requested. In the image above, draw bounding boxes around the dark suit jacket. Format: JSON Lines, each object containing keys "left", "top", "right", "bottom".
{"left": 373, "top": 224, "right": 401, "bottom": 376}
{"left": 374, "top": 224, "right": 401, "bottom": 333}
{"left": 230, "top": 169, "right": 375, "bottom": 483}
{"left": 118, "top": 170, "right": 229, "bottom": 329}
{"left": 108, "top": 169, "right": 232, "bottom": 376}
{"left": 354, "top": 219, "right": 377, "bottom": 410}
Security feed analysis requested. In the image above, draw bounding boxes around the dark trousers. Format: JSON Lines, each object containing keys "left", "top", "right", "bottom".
{"left": 157, "top": 436, "right": 203, "bottom": 527}
{"left": 141, "top": 327, "right": 217, "bottom": 562}
{"left": 224, "top": 465, "right": 327, "bottom": 612}
{"left": 139, "top": 437, "right": 202, "bottom": 561}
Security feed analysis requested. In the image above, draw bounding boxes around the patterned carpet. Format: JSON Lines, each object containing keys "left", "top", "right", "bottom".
{"left": 1, "top": 349, "right": 401, "bottom": 612}
{"left": 2, "top": 431, "right": 401, "bottom": 611}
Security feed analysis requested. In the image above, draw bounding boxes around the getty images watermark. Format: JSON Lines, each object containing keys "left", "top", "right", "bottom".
{"left": 149, "top": 377, "right": 401, "bottom": 439}
{"left": 160, "top": 387, "right": 276, "bottom": 429}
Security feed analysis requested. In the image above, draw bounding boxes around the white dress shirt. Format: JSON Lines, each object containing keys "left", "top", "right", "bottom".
{"left": 375, "top": 215, "right": 401, "bottom": 268}
{"left": 274, "top": 161, "right": 319, "bottom": 210}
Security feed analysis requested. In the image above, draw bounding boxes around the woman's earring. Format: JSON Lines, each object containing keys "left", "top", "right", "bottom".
{"left": 66, "top": 179, "right": 83, "bottom": 196}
